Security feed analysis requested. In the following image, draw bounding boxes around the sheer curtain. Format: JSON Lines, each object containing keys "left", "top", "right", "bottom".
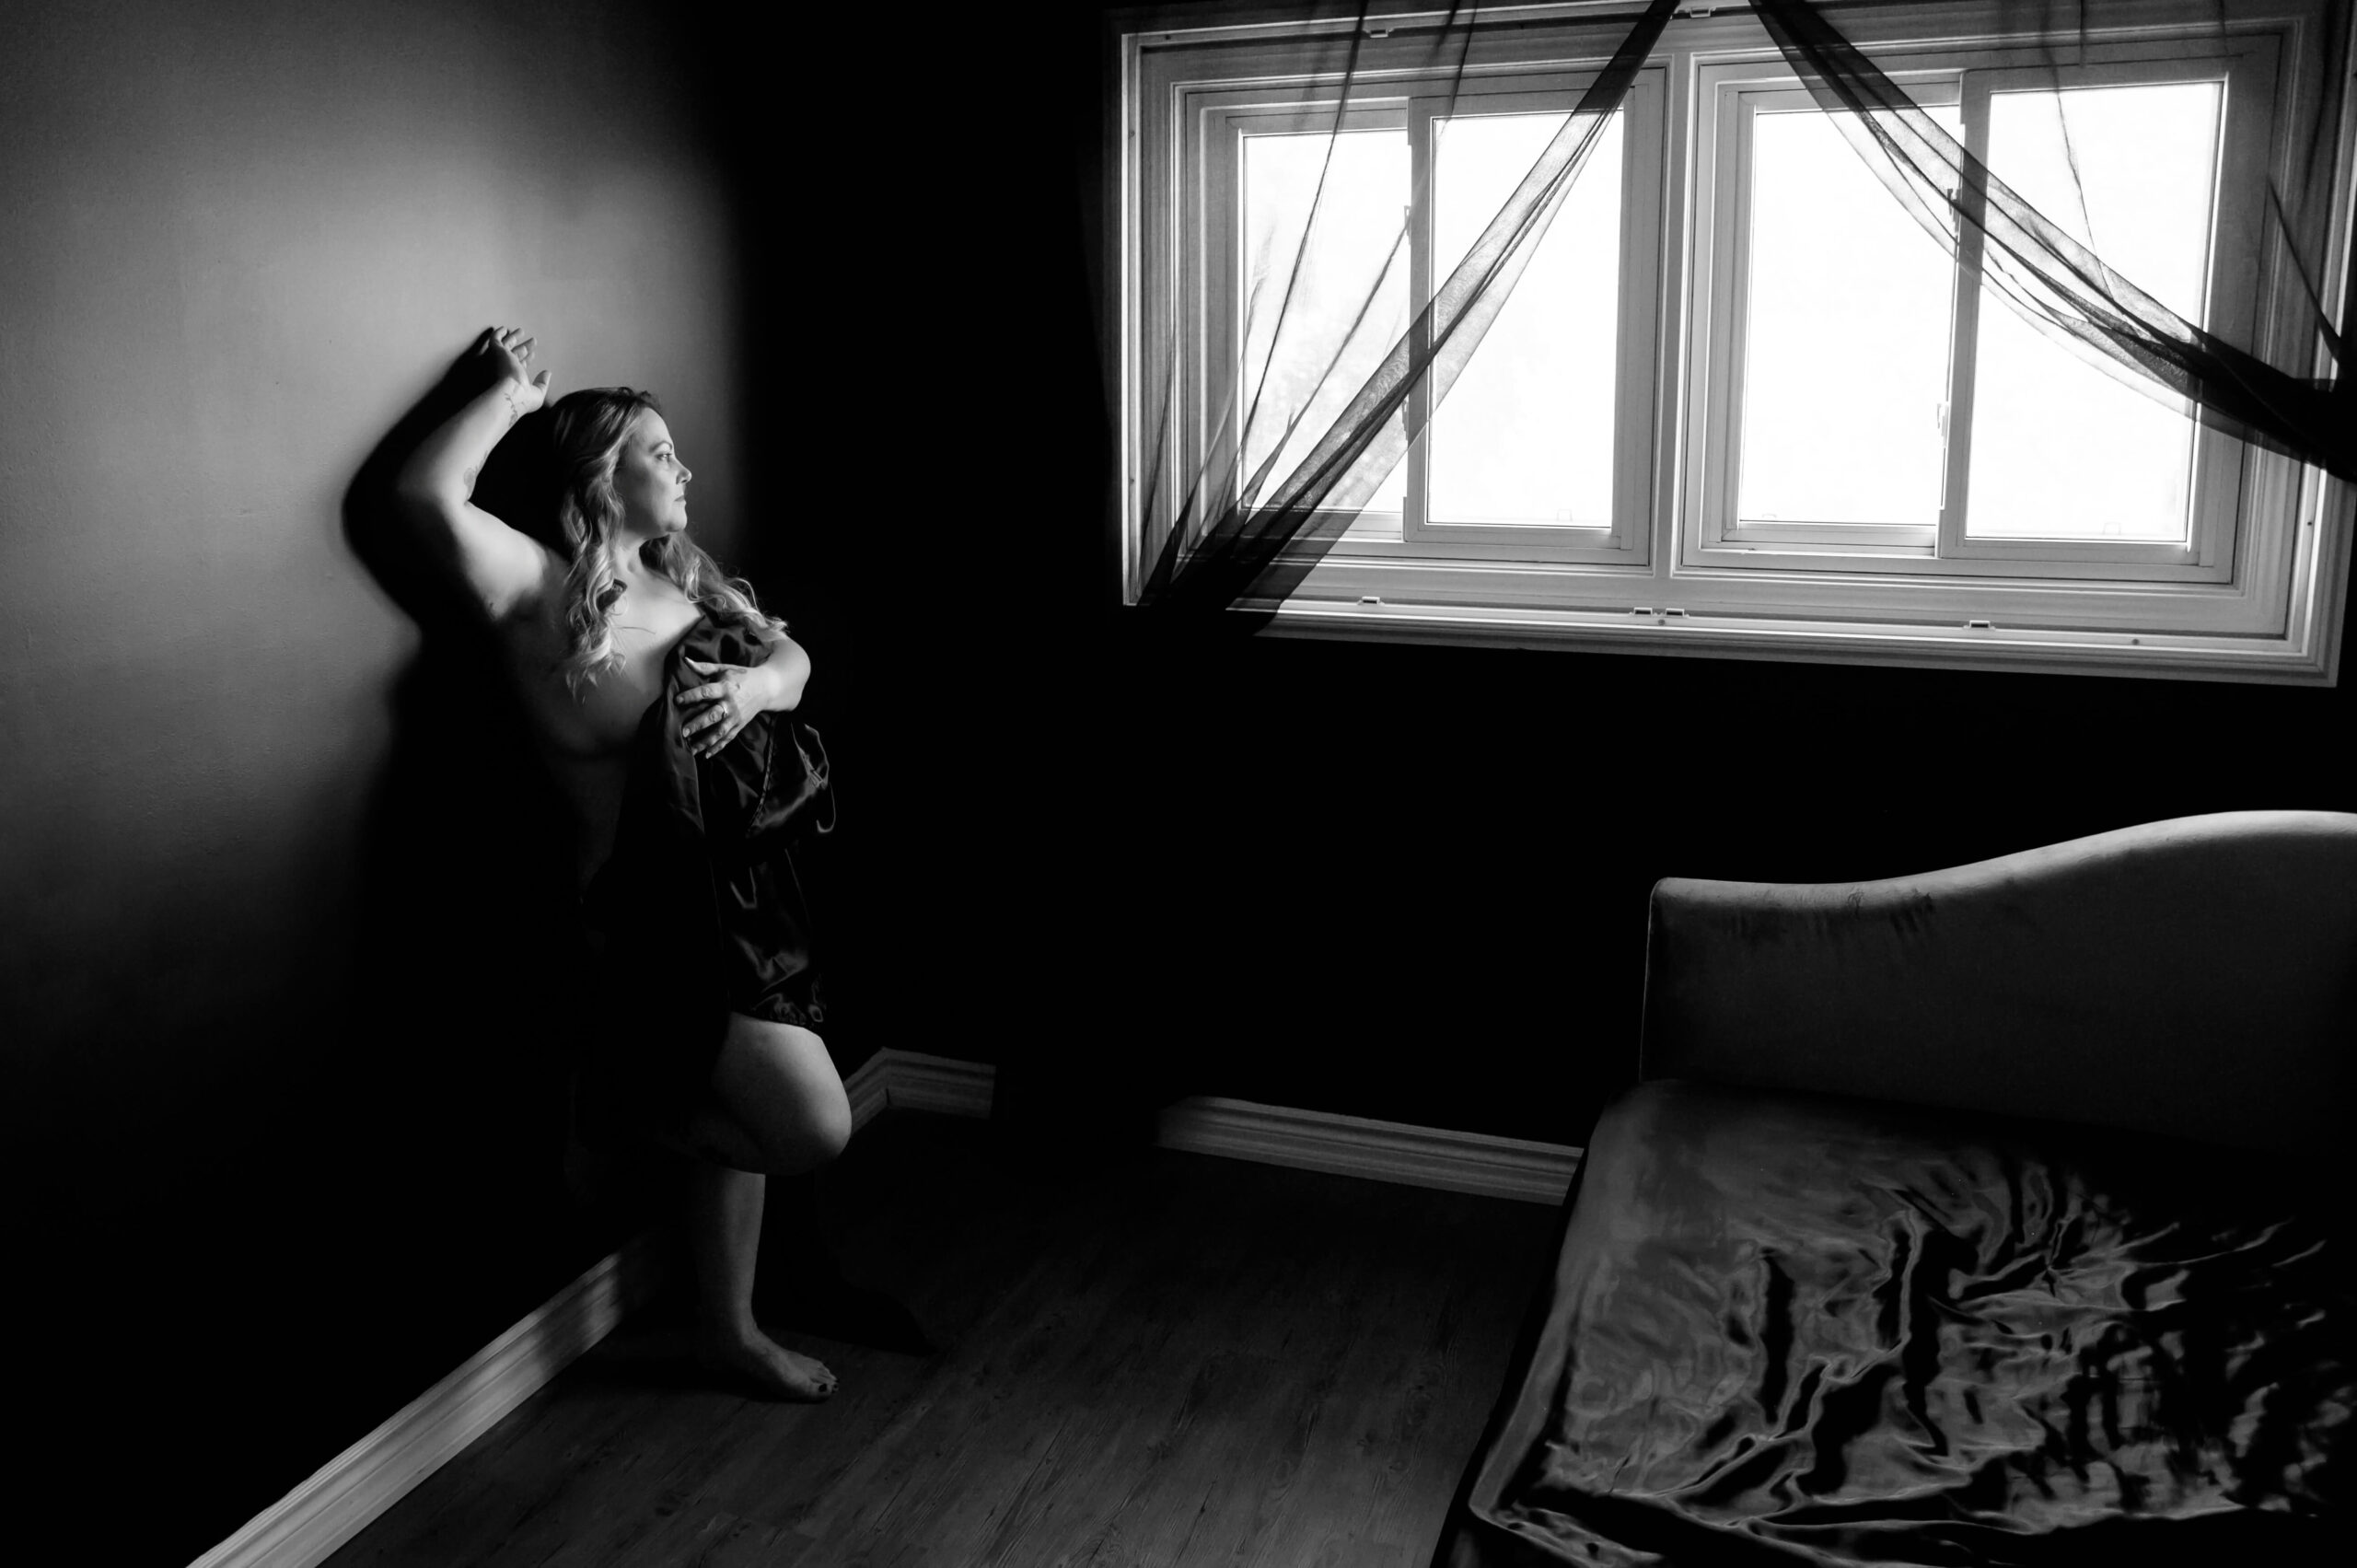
{"left": 1138, "top": 0, "right": 1679, "bottom": 624}
{"left": 1751, "top": 0, "right": 2353, "bottom": 482}
{"left": 1134, "top": 0, "right": 2352, "bottom": 622}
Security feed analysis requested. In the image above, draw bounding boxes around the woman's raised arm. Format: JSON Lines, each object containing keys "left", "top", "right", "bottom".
{"left": 394, "top": 326, "right": 557, "bottom": 621}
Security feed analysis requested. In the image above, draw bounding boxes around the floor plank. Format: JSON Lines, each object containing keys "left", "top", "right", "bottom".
{"left": 326, "top": 1110, "right": 1557, "bottom": 1568}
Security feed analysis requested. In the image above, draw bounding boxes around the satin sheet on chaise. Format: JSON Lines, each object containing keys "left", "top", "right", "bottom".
{"left": 1443, "top": 1081, "right": 2353, "bottom": 1567}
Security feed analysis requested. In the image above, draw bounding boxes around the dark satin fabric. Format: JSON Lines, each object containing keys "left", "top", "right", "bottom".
{"left": 576, "top": 619, "right": 832, "bottom": 1113}
{"left": 1448, "top": 1082, "right": 2353, "bottom": 1567}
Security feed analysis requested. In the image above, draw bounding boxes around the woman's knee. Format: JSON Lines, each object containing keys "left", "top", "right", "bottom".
{"left": 803, "top": 1075, "right": 853, "bottom": 1164}
{"left": 769, "top": 1070, "right": 850, "bottom": 1173}
{"left": 781, "top": 1041, "right": 852, "bottom": 1165}
{"left": 713, "top": 1016, "right": 851, "bottom": 1173}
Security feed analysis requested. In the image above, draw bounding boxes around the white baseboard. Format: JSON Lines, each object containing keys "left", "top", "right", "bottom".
{"left": 1156, "top": 1095, "right": 1580, "bottom": 1205}
{"left": 193, "top": 1051, "right": 1572, "bottom": 1568}
{"left": 186, "top": 1051, "right": 973, "bottom": 1568}
{"left": 882, "top": 1050, "right": 996, "bottom": 1118}
{"left": 845, "top": 1047, "right": 894, "bottom": 1130}
{"left": 861, "top": 1055, "right": 1582, "bottom": 1205}
{"left": 189, "top": 1232, "right": 667, "bottom": 1568}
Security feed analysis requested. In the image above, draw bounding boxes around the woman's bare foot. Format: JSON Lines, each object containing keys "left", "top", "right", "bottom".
{"left": 695, "top": 1324, "right": 838, "bottom": 1401}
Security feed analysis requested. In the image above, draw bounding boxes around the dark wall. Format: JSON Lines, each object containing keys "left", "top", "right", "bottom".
{"left": 814, "top": 2, "right": 2357, "bottom": 1151}
{"left": 1, "top": 1, "right": 761, "bottom": 1559}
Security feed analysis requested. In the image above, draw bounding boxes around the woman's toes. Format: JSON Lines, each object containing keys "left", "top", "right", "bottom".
{"left": 696, "top": 1330, "right": 838, "bottom": 1402}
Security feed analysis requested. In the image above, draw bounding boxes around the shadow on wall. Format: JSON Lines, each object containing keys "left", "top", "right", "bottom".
{"left": 2, "top": 1, "right": 771, "bottom": 1559}
{"left": 340, "top": 345, "right": 674, "bottom": 1242}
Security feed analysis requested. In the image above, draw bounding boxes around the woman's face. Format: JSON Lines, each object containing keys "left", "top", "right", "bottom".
{"left": 612, "top": 410, "right": 691, "bottom": 541}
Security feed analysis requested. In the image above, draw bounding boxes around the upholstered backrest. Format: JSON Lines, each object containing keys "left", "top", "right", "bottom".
{"left": 1639, "top": 811, "right": 2357, "bottom": 1157}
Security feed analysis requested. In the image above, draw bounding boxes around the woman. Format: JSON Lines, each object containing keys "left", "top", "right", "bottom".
{"left": 395, "top": 325, "right": 848, "bottom": 1401}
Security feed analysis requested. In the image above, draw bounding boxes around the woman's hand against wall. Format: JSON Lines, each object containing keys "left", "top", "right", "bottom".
{"left": 478, "top": 324, "right": 552, "bottom": 418}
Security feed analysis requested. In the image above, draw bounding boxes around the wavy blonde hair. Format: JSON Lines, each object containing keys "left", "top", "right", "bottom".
{"left": 544, "top": 388, "right": 784, "bottom": 694}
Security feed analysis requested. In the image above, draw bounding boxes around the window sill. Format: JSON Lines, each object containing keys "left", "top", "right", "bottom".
{"left": 1247, "top": 594, "right": 2342, "bottom": 684}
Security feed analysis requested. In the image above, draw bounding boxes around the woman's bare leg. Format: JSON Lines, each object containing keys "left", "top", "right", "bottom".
{"left": 707, "top": 1016, "right": 852, "bottom": 1173}
{"left": 685, "top": 1163, "right": 837, "bottom": 1400}
{"left": 656, "top": 1015, "right": 851, "bottom": 1172}
{"left": 677, "top": 1014, "right": 851, "bottom": 1400}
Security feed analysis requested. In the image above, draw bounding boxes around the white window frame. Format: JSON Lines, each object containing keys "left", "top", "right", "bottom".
{"left": 1178, "top": 64, "right": 1667, "bottom": 572}
{"left": 1694, "top": 74, "right": 1967, "bottom": 559}
{"left": 1686, "top": 40, "right": 2275, "bottom": 598}
{"left": 1396, "top": 75, "right": 1666, "bottom": 560}
{"left": 1116, "top": 0, "right": 2357, "bottom": 682}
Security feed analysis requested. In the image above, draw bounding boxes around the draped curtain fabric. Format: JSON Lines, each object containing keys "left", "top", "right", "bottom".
{"left": 1139, "top": 0, "right": 1679, "bottom": 621}
{"left": 1750, "top": 0, "right": 2354, "bottom": 482}
{"left": 1137, "top": 0, "right": 2352, "bottom": 623}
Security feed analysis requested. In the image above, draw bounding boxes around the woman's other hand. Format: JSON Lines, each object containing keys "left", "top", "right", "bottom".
{"left": 480, "top": 324, "right": 553, "bottom": 417}
{"left": 680, "top": 639, "right": 811, "bottom": 757}
{"left": 680, "top": 656, "right": 770, "bottom": 758}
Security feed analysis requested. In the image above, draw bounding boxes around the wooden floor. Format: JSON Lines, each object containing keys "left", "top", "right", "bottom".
{"left": 326, "top": 1109, "right": 1558, "bottom": 1568}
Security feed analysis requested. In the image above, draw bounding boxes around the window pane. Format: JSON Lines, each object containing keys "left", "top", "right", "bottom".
{"left": 1428, "top": 110, "right": 1623, "bottom": 528}
{"left": 1737, "top": 104, "right": 1962, "bottom": 528}
{"left": 1964, "top": 81, "right": 2219, "bottom": 542}
{"left": 1241, "top": 127, "right": 1409, "bottom": 520}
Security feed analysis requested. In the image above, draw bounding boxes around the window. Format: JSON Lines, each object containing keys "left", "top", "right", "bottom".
{"left": 1119, "top": 1, "right": 2355, "bottom": 680}
{"left": 1202, "top": 69, "right": 1665, "bottom": 563}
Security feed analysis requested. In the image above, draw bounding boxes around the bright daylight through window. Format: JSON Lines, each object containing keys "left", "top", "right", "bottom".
{"left": 1119, "top": 0, "right": 2356, "bottom": 680}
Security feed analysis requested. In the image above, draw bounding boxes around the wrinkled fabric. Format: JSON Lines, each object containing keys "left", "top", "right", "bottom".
{"left": 576, "top": 618, "right": 832, "bottom": 1114}
{"left": 1449, "top": 1082, "right": 2354, "bottom": 1567}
